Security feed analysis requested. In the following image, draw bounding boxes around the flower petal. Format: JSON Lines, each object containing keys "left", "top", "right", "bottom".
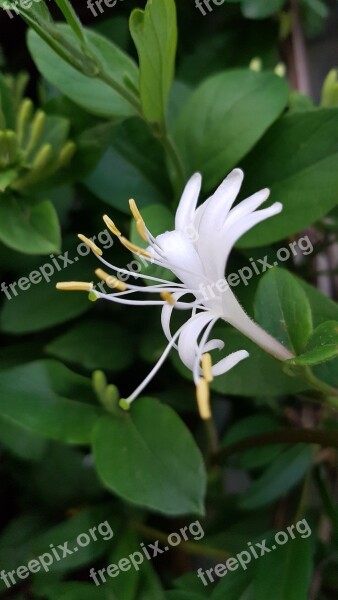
{"left": 212, "top": 349, "right": 249, "bottom": 376}
{"left": 225, "top": 187, "right": 270, "bottom": 228}
{"left": 175, "top": 172, "right": 202, "bottom": 232}
{"left": 154, "top": 230, "right": 206, "bottom": 291}
{"left": 194, "top": 169, "right": 244, "bottom": 280}
{"left": 161, "top": 291, "right": 188, "bottom": 347}
{"left": 177, "top": 312, "right": 215, "bottom": 371}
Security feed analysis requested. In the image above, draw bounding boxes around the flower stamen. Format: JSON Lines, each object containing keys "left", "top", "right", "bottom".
{"left": 202, "top": 353, "right": 214, "bottom": 382}
{"left": 78, "top": 234, "right": 102, "bottom": 256}
{"left": 103, "top": 214, "right": 122, "bottom": 237}
{"left": 119, "top": 236, "right": 152, "bottom": 258}
{"left": 196, "top": 377, "right": 211, "bottom": 420}
{"left": 56, "top": 281, "right": 93, "bottom": 292}
{"left": 95, "top": 268, "right": 127, "bottom": 292}
{"left": 160, "top": 291, "right": 175, "bottom": 305}
{"left": 129, "top": 199, "right": 148, "bottom": 243}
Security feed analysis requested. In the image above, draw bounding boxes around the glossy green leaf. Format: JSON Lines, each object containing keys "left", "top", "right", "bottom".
{"left": 105, "top": 529, "right": 140, "bottom": 599}
{"left": 39, "top": 583, "right": 107, "bottom": 600}
{"left": 32, "top": 504, "right": 116, "bottom": 572}
{"left": 240, "top": 109, "right": 338, "bottom": 246}
{"left": 254, "top": 268, "right": 313, "bottom": 354}
{"left": 84, "top": 118, "right": 170, "bottom": 212}
{"left": 0, "top": 238, "right": 94, "bottom": 333}
{"left": 0, "top": 196, "right": 61, "bottom": 255}
{"left": 130, "top": 0, "right": 177, "bottom": 124}
{"left": 255, "top": 534, "right": 313, "bottom": 600}
{"left": 93, "top": 398, "right": 206, "bottom": 515}
{"left": 211, "top": 568, "right": 253, "bottom": 600}
{"left": 242, "top": 0, "right": 285, "bottom": 19}
{"left": 0, "top": 414, "right": 46, "bottom": 461}
{"left": 174, "top": 70, "right": 288, "bottom": 190}
{"left": 46, "top": 319, "right": 134, "bottom": 372}
{"left": 239, "top": 444, "right": 313, "bottom": 509}
{"left": 165, "top": 593, "right": 207, "bottom": 600}
{"left": 287, "top": 321, "right": 338, "bottom": 366}
{"left": 222, "top": 415, "right": 285, "bottom": 470}
{"left": 0, "top": 361, "right": 101, "bottom": 444}
{"left": 27, "top": 25, "right": 139, "bottom": 118}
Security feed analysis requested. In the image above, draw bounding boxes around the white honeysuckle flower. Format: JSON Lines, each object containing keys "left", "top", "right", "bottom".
{"left": 57, "top": 168, "right": 293, "bottom": 420}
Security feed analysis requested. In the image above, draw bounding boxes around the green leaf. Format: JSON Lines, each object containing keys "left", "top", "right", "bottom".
{"left": 287, "top": 321, "right": 338, "bottom": 366}
{"left": 93, "top": 398, "right": 206, "bottom": 515}
{"left": 105, "top": 529, "right": 140, "bottom": 599}
{"left": 239, "top": 109, "right": 338, "bottom": 246}
{"left": 239, "top": 444, "right": 313, "bottom": 509}
{"left": 0, "top": 414, "right": 46, "bottom": 461}
{"left": 27, "top": 25, "right": 139, "bottom": 118}
{"left": 222, "top": 415, "right": 285, "bottom": 470}
{"left": 0, "top": 196, "right": 61, "bottom": 255}
{"left": 174, "top": 70, "right": 288, "bottom": 191}
{"left": 130, "top": 0, "right": 177, "bottom": 125}
{"left": 255, "top": 534, "right": 313, "bottom": 600}
{"left": 174, "top": 326, "right": 307, "bottom": 397}
{"left": 53, "top": 0, "right": 86, "bottom": 43}
{"left": 32, "top": 504, "right": 116, "bottom": 572}
{"left": 165, "top": 593, "right": 207, "bottom": 600}
{"left": 0, "top": 238, "right": 94, "bottom": 333}
{"left": 0, "top": 169, "right": 18, "bottom": 191}
{"left": 84, "top": 118, "right": 170, "bottom": 212}
{"left": 0, "top": 361, "right": 101, "bottom": 444}
{"left": 241, "top": 0, "right": 285, "bottom": 19}
{"left": 46, "top": 319, "right": 134, "bottom": 372}
{"left": 298, "top": 278, "right": 338, "bottom": 326}
{"left": 211, "top": 568, "right": 253, "bottom": 600}
{"left": 254, "top": 268, "right": 313, "bottom": 354}
{"left": 38, "top": 583, "right": 108, "bottom": 600}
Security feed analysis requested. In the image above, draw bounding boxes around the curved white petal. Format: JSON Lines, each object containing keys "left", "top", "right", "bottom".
{"left": 203, "top": 339, "right": 225, "bottom": 353}
{"left": 177, "top": 312, "right": 215, "bottom": 371}
{"left": 225, "top": 188, "right": 270, "bottom": 228}
{"left": 219, "top": 201, "right": 283, "bottom": 277}
{"left": 194, "top": 168, "right": 244, "bottom": 234}
{"left": 194, "top": 169, "right": 244, "bottom": 280}
{"left": 212, "top": 349, "right": 249, "bottom": 376}
{"left": 161, "top": 291, "right": 188, "bottom": 347}
{"left": 175, "top": 172, "right": 202, "bottom": 232}
{"left": 154, "top": 230, "right": 206, "bottom": 290}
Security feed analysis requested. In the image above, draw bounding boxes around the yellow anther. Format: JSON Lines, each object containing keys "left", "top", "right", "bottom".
{"left": 160, "top": 291, "right": 175, "bottom": 305}
{"left": 136, "top": 219, "right": 148, "bottom": 242}
{"left": 129, "top": 199, "right": 148, "bottom": 242}
{"left": 95, "top": 268, "right": 127, "bottom": 292}
{"left": 196, "top": 377, "right": 211, "bottom": 421}
{"left": 77, "top": 234, "right": 103, "bottom": 256}
{"left": 56, "top": 281, "right": 93, "bottom": 292}
{"left": 129, "top": 198, "right": 142, "bottom": 221}
{"left": 202, "top": 353, "right": 213, "bottom": 383}
{"left": 103, "top": 214, "right": 121, "bottom": 237}
{"left": 120, "top": 236, "right": 152, "bottom": 258}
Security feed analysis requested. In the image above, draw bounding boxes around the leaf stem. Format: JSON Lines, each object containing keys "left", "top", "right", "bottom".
{"left": 214, "top": 428, "right": 338, "bottom": 464}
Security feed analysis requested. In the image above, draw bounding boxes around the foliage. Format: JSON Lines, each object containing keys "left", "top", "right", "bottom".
{"left": 0, "top": 0, "right": 337, "bottom": 598}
